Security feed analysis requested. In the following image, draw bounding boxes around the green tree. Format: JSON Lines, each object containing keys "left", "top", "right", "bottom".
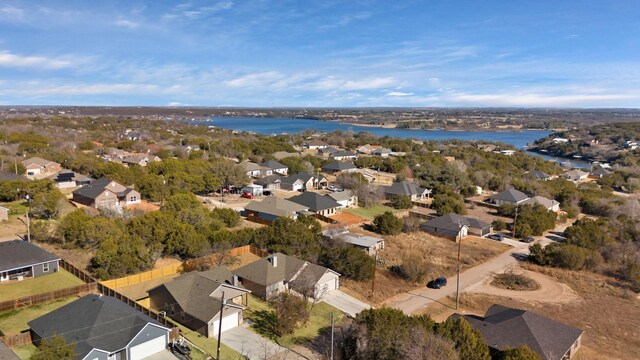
{"left": 211, "top": 207, "right": 241, "bottom": 227}
{"left": 90, "top": 234, "right": 153, "bottom": 279}
{"left": 436, "top": 317, "right": 491, "bottom": 360}
{"left": 55, "top": 209, "right": 92, "bottom": 247}
{"left": 258, "top": 216, "right": 322, "bottom": 261}
{"left": 498, "top": 345, "right": 542, "bottom": 360}
{"left": 272, "top": 292, "right": 310, "bottom": 336}
{"left": 391, "top": 195, "right": 413, "bottom": 209}
{"left": 32, "top": 335, "right": 76, "bottom": 360}
{"left": 164, "top": 222, "right": 209, "bottom": 259}
{"left": 431, "top": 192, "right": 466, "bottom": 216}
{"left": 373, "top": 211, "right": 403, "bottom": 235}
{"left": 320, "top": 244, "right": 375, "bottom": 281}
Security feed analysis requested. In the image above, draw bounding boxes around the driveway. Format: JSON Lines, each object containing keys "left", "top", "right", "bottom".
{"left": 222, "top": 325, "right": 306, "bottom": 360}
{"left": 321, "top": 290, "right": 371, "bottom": 317}
{"left": 142, "top": 350, "right": 179, "bottom": 360}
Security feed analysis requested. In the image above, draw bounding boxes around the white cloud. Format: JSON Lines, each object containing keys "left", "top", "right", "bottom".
{"left": 446, "top": 92, "right": 640, "bottom": 107}
{"left": 0, "top": 50, "right": 74, "bottom": 69}
{"left": 0, "top": 6, "right": 24, "bottom": 20}
{"left": 314, "top": 76, "right": 396, "bottom": 91}
{"left": 115, "top": 19, "right": 139, "bottom": 29}
{"left": 225, "top": 71, "right": 287, "bottom": 88}
{"left": 386, "top": 91, "right": 414, "bottom": 97}
{"left": 14, "top": 83, "right": 162, "bottom": 96}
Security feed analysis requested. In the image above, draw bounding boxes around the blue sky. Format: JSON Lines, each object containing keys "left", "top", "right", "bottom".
{"left": 0, "top": 1, "right": 638, "bottom": 107}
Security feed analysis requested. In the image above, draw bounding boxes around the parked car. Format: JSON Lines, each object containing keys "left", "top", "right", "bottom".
{"left": 328, "top": 185, "right": 342, "bottom": 192}
{"left": 263, "top": 190, "right": 272, "bottom": 196}
{"left": 240, "top": 192, "right": 255, "bottom": 199}
{"left": 169, "top": 340, "right": 191, "bottom": 356}
{"left": 427, "top": 276, "right": 447, "bottom": 289}
{"left": 521, "top": 236, "right": 535, "bottom": 243}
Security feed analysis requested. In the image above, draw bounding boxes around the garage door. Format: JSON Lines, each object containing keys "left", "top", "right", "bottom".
{"left": 317, "top": 277, "right": 338, "bottom": 294}
{"left": 211, "top": 311, "right": 239, "bottom": 336}
{"left": 129, "top": 335, "right": 166, "bottom": 360}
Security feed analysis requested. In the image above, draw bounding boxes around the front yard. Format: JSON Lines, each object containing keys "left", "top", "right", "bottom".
{"left": 0, "top": 269, "right": 86, "bottom": 302}
{"left": 0, "top": 297, "right": 79, "bottom": 335}
{"left": 177, "top": 324, "right": 241, "bottom": 360}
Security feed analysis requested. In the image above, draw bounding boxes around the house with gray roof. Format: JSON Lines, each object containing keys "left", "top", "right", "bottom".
{"left": 234, "top": 253, "right": 340, "bottom": 300}
{"left": 240, "top": 161, "right": 271, "bottom": 178}
{"left": 331, "top": 151, "right": 358, "bottom": 161}
{"left": 244, "top": 197, "right": 309, "bottom": 222}
{"left": 280, "top": 172, "right": 327, "bottom": 191}
{"left": 372, "top": 148, "right": 392, "bottom": 157}
{"left": 521, "top": 195, "right": 560, "bottom": 212}
{"left": 327, "top": 189, "right": 357, "bottom": 208}
{"left": 525, "top": 170, "right": 553, "bottom": 181}
{"left": 260, "top": 160, "right": 288, "bottom": 175}
{"left": 72, "top": 178, "right": 141, "bottom": 210}
{"left": 47, "top": 169, "right": 93, "bottom": 189}
{"left": 488, "top": 187, "right": 530, "bottom": 206}
{"left": 0, "top": 341, "right": 19, "bottom": 360}
{"left": 453, "top": 304, "right": 584, "bottom": 360}
{"left": 321, "top": 161, "right": 357, "bottom": 174}
{"left": 29, "top": 294, "right": 171, "bottom": 360}
{"left": 421, "top": 213, "right": 492, "bottom": 240}
{"left": 254, "top": 174, "right": 282, "bottom": 190}
{"left": 562, "top": 169, "right": 589, "bottom": 182}
{"left": 0, "top": 172, "right": 29, "bottom": 182}
{"left": 121, "top": 153, "right": 161, "bottom": 167}
{"left": 0, "top": 240, "right": 60, "bottom": 282}
{"left": 304, "top": 139, "right": 330, "bottom": 149}
{"left": 589, "top": 167, "right": 612, "bottom": 179}
{"left": 289, "top": 192, "right": 342, "bottom": 216}
{"left": 319, "top": 146, "right": 340, "bottom": 156}
{"left": 382, "top": 180, "right": 431, "bottom": 201}
{"left": 148, "top": 267, "right": 250, "bottom": 338}
{"left": 323, "top": 229, "right": 384, "bottom": 256}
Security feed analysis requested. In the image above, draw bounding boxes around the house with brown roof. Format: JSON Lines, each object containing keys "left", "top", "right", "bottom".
{"left": 382, "top": 180, "right": 431, "bottom": 201}
{"left": 453, "top": 304, "right": 584, "bottom": 360}
{"left": 21, "top": 157, "right": 61, "bottom": 178}
{"left": 234, "top": 253, "right": 340, "bottom": 300}
{"left": 72, "top": 178, "right": 141, "bottom": 210}
{"left": 521, "top": 195, "right": 560, "bottom": 212}
{"left": 421, "top": 213, "right": 493, "bottom": 240}
{"left": 47, "top": 169, "right": 93, "bottom": 189}
{"left": 121, "top": 153, "right": 161, "bottom": 167}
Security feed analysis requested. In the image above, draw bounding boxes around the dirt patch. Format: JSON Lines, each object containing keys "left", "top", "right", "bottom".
{"left": 490, "top": 271, "right": 540, "bottom": 291}
{"left": 153, "top": 257, "right": 181, "bottom": 269}
{"left": 328, "top": 211, "right": 366, "bottom": 227}
{"left": 0, "top": 218, "right": 27, "bottom": 241}
{"left": 126, "top": 201, "right": 160, "bottom": 214}
{"left": 464, "top": 202, "right": 512, "bottom": 226}
{"left": 341, "top": 231, "right": 510, "bottom": 305}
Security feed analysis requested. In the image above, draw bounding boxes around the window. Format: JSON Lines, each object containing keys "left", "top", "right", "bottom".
{"left": 42, "top": 263, "right": 49, "bottom": 272}
{"left": 130, "top": 196, "right": 137, "bottom": 202}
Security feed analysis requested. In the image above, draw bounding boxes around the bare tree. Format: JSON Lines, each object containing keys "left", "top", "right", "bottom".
{"left": 399, "top": 328, "right": 458, "bottom": 360}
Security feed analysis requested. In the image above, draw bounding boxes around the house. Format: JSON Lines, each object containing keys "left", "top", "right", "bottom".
{"left": 0, "top": 172, "right": 29, "bottom": 182}
{"left": 321, "top": 161, "right": 357, "bottom": 174}
{"left": 261, "top": 160, "right": 288, "bottom": 176}
{"left": 281, "top": 172, "right": 326, "bottom": 191}
{"left": 47, "top": 170, "right": 93, "bottom": 189}
{"left": 0, "top": 240, "right": 60, "bottom": 282}
{"left": 372, "top": 148, "right": 392, "bottom": 157}
{"left": 319, "top": 146, "right": 340, "bottom": 156}
{"left": 521, "top": 195, "right": 561, "bottom": 212}
{"left": 0, "top": 341, "right": 19, "bottom": 360}
{"left": 29, "top": 294, "right": 171, "bottom": 360}
{"left": 453, "top": 304, "right": 584, "bottom": 360}
{"left": 304, "top": 139, "right": 330, "bottom": 149}
{"left": 122, "top": 130, "right": 142, "bottom": 141}
{"left": 525, "top": 170, "right": 553, "bottom": 181}
{"left": 289, "top": 192, "right": 342, "bottom": 216}
{"left": 356, "top": 144, "right": 382, "bottom": 154}
{"left": 552, "top": 138, "right": 570, "bottom": 143}
{"left": 590, "top": 167, "right": 612, "bottom": 179}
{"left": 562, "top": 169, "right": 589, "bottom": 182}
{"left": 0, "top": 205, "right": 8, "bottom": 222}
{"left": 382, "top": 181, "right": 431, "bottom": 201}
{"left": 625, "top": 140, "right": 639, "bottom": 150}
{"left": 421, "top": 213, "right": 492, "bottom": 240}
{"left": 323, "top": 229, "right": 384, "bottom": 256}
{"left": 254, "top": 175, "right": 282, "bottom": 190}
{"left": 331, "top": 151, "right": 358, "bottom": 161}
{"left": 240, "top": 161, "right": 271, "bottom": 178}
{"left": 72, "top": 178, "right": 141, "bottom": 210}
{"left": 121, "top": 153, "right": 161, "bottom": 167}
{"left": 21, "top": 157, "right": 61, "bottom": 177}
{"left": 242, "top": 184, "right": 264, "bottom": 197}
{"left": 327, "top": 190, "right": 357, "bottom": 208}
{"left": 488, "top": 187, "right": 530, "bottom": 206}
{"left": 244, "top": 197, "right": 309, "bottom": 222}
{"left": 148, "top": 267, "right": 250, "bottom": 338}
{"left": 234, "top": 253, "right": 340, "bottom": 300}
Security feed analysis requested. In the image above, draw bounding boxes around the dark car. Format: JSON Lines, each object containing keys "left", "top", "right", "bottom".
{"left": 488, "top": 233, "right": 505, "bottom": 241}
{"left": 521, "top": 236, "right": 535, "bottom": 243}
{"left": 427, "top": 276, "right": 447, "bottom": 289}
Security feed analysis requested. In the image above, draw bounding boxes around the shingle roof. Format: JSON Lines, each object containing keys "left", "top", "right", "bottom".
{"left": 526, "top": 170, "right": 551, "bottom": 180}
{"left": 306, "top": 139, "right": 329, "bottom": 147}
{"left": 327, "top": 190, "right": 355, "bottom": 202}
{"left": 489, "top": 187, "right": 530, "bottom": 203}
{"left": 321, "top": 161, "right": 356, "bottom": 172}
{"left": 421, "top": 213, "right": 491, "bottom": 233}
{"left": 0, "top": 341, "right": 19, "bottom": 360}
{"left": 261, "top": 160, "right": 287, "bottom": 170}
{"left": 234, "top": 253, "right": 335, "bottom": 289}
{"left": 590, "top": 167, "right": 612, "bottom": 176}
{"left": 332, "top": 151, "right": 356, "bottom": 157}
{"left": 0, "top": 240, "right": 60, "bottom": 272}
{"left": 244, "top": 197, "right": 308, "bottom": 217}
{"left": 28, "top": 294, "right": 166, "bottom": 359}
{"left": 457, "top": 304, "right": 583, "bottom": 360}
{"left": 337, "top": 233, "right": 384, "bottom": 248}
{"left": 383, "top": 181, "right": 430, "bottom": 197}
{"left": 0, "top": 172, "right": 29, "bottom": 181}
{"left": 289, "top": 192, "right": 341, "bottom": 212}
{"left": 47, "top": 169, "right": 92, "bottom": 183}
{"left": 254, "top": 175, "right": 283, "bottom": 186}
{"left": 72, "top": 178, "right": 118, "bottom": 200}
{"left": 284, "top": 172, "right": 315, "bottom": 184}
{"left": 240, "top": 161, "right": 267, "bottom": 172}
{"left": 521, "top": 196, "right": 559, "bottom": 209}
{"left": 21, "top": 157, "right": 58, "bottom": 167}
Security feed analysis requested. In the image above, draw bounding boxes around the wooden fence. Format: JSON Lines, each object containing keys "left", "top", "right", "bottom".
{"left": 0, "top": 282, "right": 97, "bottom": 312}
{"left": 59, "top": 259, "right": 97, "bottom": 284}
{"left": 100, "top": 263, "right": 182, "bottom": 289}
{"left": 0, "top": 332, "right": 32, "bottom": 347}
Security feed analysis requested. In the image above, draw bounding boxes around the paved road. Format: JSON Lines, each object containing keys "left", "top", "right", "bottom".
{"left": 222, "top": 325, "right": 306, "bottom": 360}
{"left": 321, "top": 290, "right": 371, "bottom": 317}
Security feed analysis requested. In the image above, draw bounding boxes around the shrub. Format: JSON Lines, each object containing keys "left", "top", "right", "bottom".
{"left": 492, "top": 219, "right": 506, "bottom": 231}
{"left": 403, "top": 215, "right": 422, "bottom": 233}
{"left": 390, "top": 254, "right": 430, "bottom": 283}
{"left": 373, "top": 211, "right": 403, "bottom": 235}
{"left": 391, "top": 195, "right": 413, "bottom": 209}
{"left": 272, "top": 292, "right": 309, "bottom": 336}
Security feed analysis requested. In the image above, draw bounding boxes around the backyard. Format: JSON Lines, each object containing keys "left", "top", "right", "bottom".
{"left": 0, "top": 297, "right": 79, "bottom": 335}
{"left": 345, "top": 204, "right": 397, "bottom": 220}
{"left": 0, "top": 269, "right": 85, "bottom": 302}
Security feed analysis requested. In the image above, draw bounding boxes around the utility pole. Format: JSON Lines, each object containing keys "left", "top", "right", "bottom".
{"left": 456, "top": 222, "right": 462, "bottom": 310}
{"left": 14, "top": 159, "right": 18, "bottom": 174}
{"left": 25, "top": 194, "right": 31, "bottom": 242}
{"left": 216, "top": 291, "right": 226, "bottom": 360}
{"left": 513, "top": 205, "right": 519, "bottom": 238}
{"left": 329, "top": 312, "right": 334, "bottom": 360}
{"left": 371, "top": 250, "right": 378, "bottom": 298}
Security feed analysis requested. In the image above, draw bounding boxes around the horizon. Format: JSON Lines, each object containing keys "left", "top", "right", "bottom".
{"left": 1, "top": 1, "right": 639, "bottom": 108}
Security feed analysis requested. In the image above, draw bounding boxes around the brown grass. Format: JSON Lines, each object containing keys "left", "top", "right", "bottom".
{"left": 491, "top": 272, "right": 540, "bottom": 291}
{"left": 341, "top": 231, "right": 510, "bottom": 305}
{"left": 36, "top": 241, "right": 95, "bottom": 272}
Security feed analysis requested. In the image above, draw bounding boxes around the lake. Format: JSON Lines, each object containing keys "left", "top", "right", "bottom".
{"left": 188, "top": 117, "right": 552, "bottom": 149}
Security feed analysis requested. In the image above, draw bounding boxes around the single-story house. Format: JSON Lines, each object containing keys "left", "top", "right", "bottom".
{"left": 327, "top": 190, "right": 357, "bottom": 208}
{"left": 244, "top": 197, "right": 309, "bottom": 222}
{"left": 29, "top": 294, "right": 172, "bottom": 360}
{"left": 331, "top": 151, "right": 358, "bottom": 161}
{"left": 240, "top": 161, "right": 272, "bottom": 178}
{"left": 72, "top": 177, "right": 141, "bottom": 210}
{"left": 0, "top": 205, "right": 8, "bottom": 222}
{"left": 356, "top": 144, "right": 382, "bottom": 154}
{"left": 242, "top": 184, "right": 264, "bottom": 197}
{"left": 562, "top": 169, "right": 589, "bottom": 182}
{"left": 521, "top": 195, "right": 561, "bottom": 212}
{"left": 488, "top": 187, "right": 530, "bottom": 206}
{"left": 280, "top": 175, "right": 306, "bottom": 192}
{"left": 372, "top": 148, "right": 392, "bottom": 157}
{"left": 321, "top": 161, "right": 357, "bottom": 174}
{"left": 234, "top": 253, "right": 340, "bottom": 300}
{"left": 421, "top": 213, "right": 492, "bottom": 240}
{"left": 452, "top": 304, "right": 584, "bottom": 360}
{"left": 121, "top": 153, "right": 161, "bottom": 167}
{"left": 525, "top": 170, "right": 553, "bottom": 181}
{"left": 122, "top": 130, "right": 142, "bottom": 141}
{"left": 589, "top": 167, "right": 612, "bottom": 179}
{"left": 323, "top": 229, "right": 384, "bottom": 256}
{"left": 254, "top": 175, "right": 282, "bottom": 190}
{"left": 261, "top": 160, "right": 289, "bottom": 176}
{"left": 47, "top": 170, "right": 93, "bottom": 189}
{"left": 319, "top": 146, "right": 340, "bottom": 156}
{"left": 289, "top": 192, "right": 342, "bottom": 217}
{"left": 0, "top": 240, "right": 60, "bottom": 282}
{"left": 304, "top": 139, "right": 330, "bottom": 149}
{"left": 148, "top": 267, "right": 250, "bottom": 338}
{"left": 281, "top": 172, "right": 325, "bottom": 191}
{"left": 21, "top": 157, "right": 62, "bottom": 177}
{"left": 382, "top": 181, "right": 432, "bottom": 201}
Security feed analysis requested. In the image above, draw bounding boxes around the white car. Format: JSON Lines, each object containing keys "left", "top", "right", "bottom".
{"left": 328, "top": 185, "right": 342, "bottom": 192}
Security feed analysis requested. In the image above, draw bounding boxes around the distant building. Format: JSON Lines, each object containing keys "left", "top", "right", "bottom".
{"left": 0, "top": 206, "right": 8, "bottom": 222}
{"left": 21, "top": 157, "right": 61, "bottom": 177}
{"left": 562, "top": 169, "right": 589, "bottom": 182}
{"left": 304, "top": 139, "right": 330, "bottom": 150}
{"left": 72, "top": 178, "right": 141, "bottom": 210}
{"left": 382, "top": 181, "right": 431, "bottom": 201}
{"left": 47, "top": 170, "right": 93, "bottom": 189}
{"left": 321, "top": 161, "right": 357, "bottom": 174}
{"left": 421, "top": 213, "right": 492, "bottom": 240}
{"left": 521, "top": 195, "right": 560, "bottom": 212}
{"left": 488, "top": 188, "right": 529, "bottom": 206}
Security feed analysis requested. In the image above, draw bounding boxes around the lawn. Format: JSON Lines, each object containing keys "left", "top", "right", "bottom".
{"left": 1, "top": 200, "right": 28, "bottom": 217}
{"left": 246, "top": 295, "right": 344, "bottom": 347}
{"left": 345, "top": 204, "right": 396, "bottom": 220}
{"left": 0, "top": 297, "right": 78, "bottom": 335}
{"left": 13, "top": 344, "right": 37, "bottom": 360}
{"left": 0, "top": 269, "right": 86, "bottom": 302}
{"left": 178, "top": 324, "right": 242, "bottom": 360}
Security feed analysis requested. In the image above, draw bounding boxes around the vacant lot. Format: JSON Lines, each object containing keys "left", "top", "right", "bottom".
{"left": 341, "top": 230, "right": 510, "bottom": 305}
{"left": 0, "top": 269, "right": 85, "bottom": 301}
{"left": 0, "top": 297, "right": 79, "bottom": 335}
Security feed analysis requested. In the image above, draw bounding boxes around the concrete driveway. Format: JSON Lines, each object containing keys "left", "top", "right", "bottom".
{"left": 321, "top": 290, "right": 371, "bottom": 317}
{"left": 221, "top": 325, "right": 306, "bottom": 360}
{"left": 142, "top": 350, "right": 179, "bottom": 360}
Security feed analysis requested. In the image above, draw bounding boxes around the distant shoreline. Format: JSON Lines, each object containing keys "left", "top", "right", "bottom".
{"left": 332, "top": 120, "right": 558, "bottom": 133}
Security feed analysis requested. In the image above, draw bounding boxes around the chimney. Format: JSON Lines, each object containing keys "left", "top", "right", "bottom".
{"left": 269, "top": 255, "right": 278, "bottom": 268}
{"left": 233, "top": 274, "right": 239, "bottom": 287}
